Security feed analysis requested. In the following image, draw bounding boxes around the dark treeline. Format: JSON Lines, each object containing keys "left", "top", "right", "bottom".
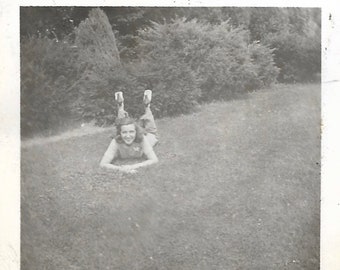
{"left": 20, "top": 7, "right": 321, "bottom": 137}
{"left": 20, "top": 7, "right": 321, "bottom": 79}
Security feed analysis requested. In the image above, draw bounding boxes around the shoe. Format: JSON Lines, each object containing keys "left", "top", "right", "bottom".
{"left": 115, "top": 91, "right": 124, "bottom": 105}
{"left": 143, "top": 90, "right": 152, "bottom": 106}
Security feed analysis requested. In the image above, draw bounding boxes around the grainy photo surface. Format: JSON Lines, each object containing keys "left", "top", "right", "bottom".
{"left": 20, "top": 7, "right": 321, "bottom": 269}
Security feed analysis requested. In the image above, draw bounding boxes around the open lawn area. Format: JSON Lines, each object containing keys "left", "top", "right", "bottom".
{"left": 21, "top": 83, "right": 320, "bottom": 270}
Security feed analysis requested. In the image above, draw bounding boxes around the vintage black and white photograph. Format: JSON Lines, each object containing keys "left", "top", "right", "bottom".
{"left": 18, "top": 5, "right": 324, "bottom": 270}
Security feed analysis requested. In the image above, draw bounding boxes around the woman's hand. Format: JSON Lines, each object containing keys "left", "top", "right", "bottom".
{"left": 100, "top": 163, "right": 137, "bottom": 174}
{"left": 120, "top": 165, "right": 137, "bottom": 174}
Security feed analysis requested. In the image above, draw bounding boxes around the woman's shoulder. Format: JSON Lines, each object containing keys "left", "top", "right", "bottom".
{"left": 140, "top": 134, "right": 149, "bottom": 144}
{"left": 105, "top": 137, "right": 119, "bottom": 151}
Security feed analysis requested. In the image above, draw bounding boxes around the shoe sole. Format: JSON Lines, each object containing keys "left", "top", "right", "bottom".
{"left": 144, "top": 90, "right": 152, "bottom": 104}
{"left": 115, "top": 91, "right": 124, "bottom": 103}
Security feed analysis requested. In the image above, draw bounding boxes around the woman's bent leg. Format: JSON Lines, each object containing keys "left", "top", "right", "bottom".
{"left": 145, "top": 133, "right": 158, "bottom": 148}
{"left": 117, "top": 105, "right": 129, "bottom": 119}
{"left": 139, "top": 106, "right": 157, "bottom": 135}
{"left": 115, "top": 92, "right": 129, "bottom": 120}
{"left": 139, "top": 90, "right": 158, "bottom": 147}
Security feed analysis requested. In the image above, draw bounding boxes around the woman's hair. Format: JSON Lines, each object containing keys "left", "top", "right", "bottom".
{"left": 115, "top": 117, "right": 145, "bottom": 144}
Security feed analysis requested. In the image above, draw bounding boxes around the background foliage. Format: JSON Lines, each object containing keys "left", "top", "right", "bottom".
{"left": 136, "top": 19, "right": 278, "bottom": 105}
{"left": 20, "top": 7, "right": 321, "bottom": 137}
{"left": 20, "top": 37, "right": 79, "bottom": 136}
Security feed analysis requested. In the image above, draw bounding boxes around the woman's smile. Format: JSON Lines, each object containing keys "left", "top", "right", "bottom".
{"left": 120, "top": 124, "right": 137, "bottom": 145}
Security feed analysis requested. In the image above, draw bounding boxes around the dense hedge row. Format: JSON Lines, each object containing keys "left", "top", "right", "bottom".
{"left": 21, "top": 9, "right": 125, "bottom": 136}
{"left": 134, "top": 19, "right": 278, "bottom": 117}
{"left": 20, "top": 37, "right": 79, "bottom": 135}
{"left": 248, "top": 7, "right": 321, "bottom": 83}
{"left": 21, "top": 8, "right": 288, "bottom": 136}
{"left": 265, "top": 31, "right": 321, "bottom": 82}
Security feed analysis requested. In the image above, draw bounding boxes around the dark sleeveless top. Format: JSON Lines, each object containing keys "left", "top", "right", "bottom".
{"left": 116, "top": 141, "right": 144, "bottom": 159}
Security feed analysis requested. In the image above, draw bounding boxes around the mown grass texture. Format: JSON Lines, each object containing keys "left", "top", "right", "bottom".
{"left": 21, "top": 83, "right": 320, "bottom": 270}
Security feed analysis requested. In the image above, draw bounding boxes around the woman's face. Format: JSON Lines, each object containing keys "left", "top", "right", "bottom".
{"left": 120, "top": 124, "right": 136, "bottom": 145}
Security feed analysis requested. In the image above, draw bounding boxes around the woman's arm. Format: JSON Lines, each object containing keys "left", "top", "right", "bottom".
{"left": 125, "top": 137, "right": 158, "bottom": 170}
{"left": 100, "top": 139, "right": 122, "bottom": 171}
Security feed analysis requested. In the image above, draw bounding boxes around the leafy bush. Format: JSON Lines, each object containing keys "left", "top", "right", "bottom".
{"left": 129, "top": 60, "right": 200, "bottom": 118}
{"left": 71, "top": 8, "right": 124, "bottom": 125}
{"left": 247, "top": 42, "right": 280, "bottom": 87}
{"left": 247, "top": 8, "right": 321, "bottom": 82}
{"left": 265, "top": 30, "right": 321, "bottom": 82}
{"left": 21, "top": 9, "right": 285, "bottom": 137}
{"left": 136, "top": 19, "right": 279, "bottom": 104}
{"left": 21, "top": 8, "right": 130, "bottom": 136}
{"left": 20, "top": 37, "right": 80, "bottom": 136}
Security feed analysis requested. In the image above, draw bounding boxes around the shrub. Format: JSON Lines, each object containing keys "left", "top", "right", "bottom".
{"left": 21, "top": 9, "right": 283, "bottom": 136}
{"left": 247, "top": 8, "right": 321, "bottom": 82}
{"left": 21, "top": 8, "right": 130, "bottom": 136}
{"left": 71, "top": 8, "right": 125, "bottom": 125}
{"left": 20, "top": 37, "right": 80, "bottom": 137}
{"left": 126, "top": 20, "right": 203, "bottom": 117}
{"left": 136, "top": 19, "right": 279, "bottom": 104}
{"left": 265, "top": 30, "right": 321, "bottom": 82}
{"left": 247, "top": 42, "right": 280, "bottom": 87}
{"left": 128, "top": 59, "right": 200, "bottom": 118}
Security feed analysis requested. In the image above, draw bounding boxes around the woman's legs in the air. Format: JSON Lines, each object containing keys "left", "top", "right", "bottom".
{"left": 139, "top": 90, "right": 158, "bottom": 147}
{"left": 115, "top": 91, "right": 129, "bottom": 120}
{"left": 115, "top": 90, "right": 158, "bottom": 147}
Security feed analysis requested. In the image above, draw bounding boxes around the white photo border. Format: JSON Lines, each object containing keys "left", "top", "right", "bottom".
{"left": 1, "top": 1, "right": 339, "bottom": 269}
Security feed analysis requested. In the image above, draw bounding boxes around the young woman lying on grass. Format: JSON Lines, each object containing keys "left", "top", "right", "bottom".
{"left": 100, "top": 90, "right": 159, "bottom": 174}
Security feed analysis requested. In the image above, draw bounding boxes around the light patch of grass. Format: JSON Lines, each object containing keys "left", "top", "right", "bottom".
{"left": 21, "top": 121, "right": 113, "bottom": 148}
{"left": 21, "top": 83, "right": 320, "bottom": 270}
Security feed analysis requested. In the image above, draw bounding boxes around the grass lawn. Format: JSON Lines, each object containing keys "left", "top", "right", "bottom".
{"left": 21, "top": 83, "right": 320, "bottom": 270}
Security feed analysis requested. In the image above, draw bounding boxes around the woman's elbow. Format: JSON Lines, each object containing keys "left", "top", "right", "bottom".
{"left": 153, "top": 156, "right": 159, "bottom": 164}
{"left": 99, "top": 159, "right": 108, "bottom": 168}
